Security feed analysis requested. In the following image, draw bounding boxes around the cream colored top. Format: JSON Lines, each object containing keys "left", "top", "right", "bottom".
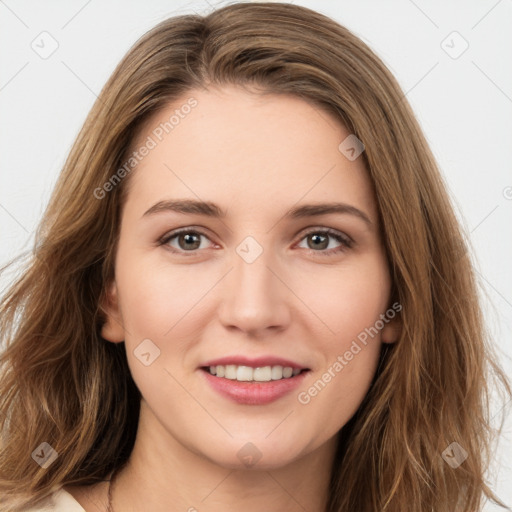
{"left": 23, "top": 489, "right": 85, "bottom": 511}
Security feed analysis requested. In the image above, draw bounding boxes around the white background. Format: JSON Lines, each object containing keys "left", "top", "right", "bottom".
{"left": 1, "top": 0, "right": 511, "bottom": 509}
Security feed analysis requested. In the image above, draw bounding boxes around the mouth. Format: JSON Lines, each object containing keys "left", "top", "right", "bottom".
{"left": 199, "top": 357, "right": 311, "bottom": 405}
{"left": 201, "top": 364, "right": 307, "bottom": 382}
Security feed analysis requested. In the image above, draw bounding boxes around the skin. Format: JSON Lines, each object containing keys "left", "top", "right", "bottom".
{"left": 65, "top": 85, "right": 401, "bottom": 511}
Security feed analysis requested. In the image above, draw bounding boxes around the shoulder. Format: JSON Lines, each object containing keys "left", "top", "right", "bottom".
{"left": 21, "top": 488, "right": 86, "bottom": 512}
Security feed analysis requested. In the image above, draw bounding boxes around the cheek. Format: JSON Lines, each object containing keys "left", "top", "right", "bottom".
{"left": 114, "top": 257, "right": 209, "bottom": 407}
{"left": 292, "top": 254, "right": 391, "bottom": 341}
{"left": 292, "top": 256, "right": 389, "bottom": 424}
{"left": 116, "top": 255, "right": 215, "bottom": 343}
{"left": 297, "top": 347, "right": 381, "bottom": 446}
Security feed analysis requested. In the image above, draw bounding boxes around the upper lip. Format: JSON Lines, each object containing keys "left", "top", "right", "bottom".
{"left": 201, "top": 356, "right": 309, "bottom": 370}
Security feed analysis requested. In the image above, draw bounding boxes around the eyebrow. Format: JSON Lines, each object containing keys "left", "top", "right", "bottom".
{"left": 142, "top": 199, "right": 373, "bottom": 227}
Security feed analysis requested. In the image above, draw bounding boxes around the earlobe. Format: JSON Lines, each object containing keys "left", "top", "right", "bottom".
{"left": 100, "top": 281, "right": 125, "bottom": 343}
{"left": 381, "top": 316, "right": 402, "bottom": 344}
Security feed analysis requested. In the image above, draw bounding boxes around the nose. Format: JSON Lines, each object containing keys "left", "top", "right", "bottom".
{"left": 217, "top": 244, "right": 291, "bottom": 337}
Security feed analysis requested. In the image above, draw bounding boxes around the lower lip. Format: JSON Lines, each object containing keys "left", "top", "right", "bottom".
{"left": 200, "top": 369, "right": 308, "bottom": 405}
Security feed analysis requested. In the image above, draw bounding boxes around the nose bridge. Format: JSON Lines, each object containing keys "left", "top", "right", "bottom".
{"left": 218, "top": 234, "right": 290, "bottom": 332}
{"left": 235, "top": 241, "right": 275, "bottom": 295}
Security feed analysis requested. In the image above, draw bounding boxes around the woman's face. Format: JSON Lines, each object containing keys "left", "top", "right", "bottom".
{"left": 101, "top": 85, "right": 400, "bottom": 470}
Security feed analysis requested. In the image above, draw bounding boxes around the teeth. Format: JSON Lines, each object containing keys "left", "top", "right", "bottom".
{"left": 225, "top": 365, "right": 237, "bottom": 380}
{"left": 283, "top": 367, "right": 293, "bottom": 378}
{"left": 236, "top": 365, "right": 253, "bottom": 381}
{"left": 253, "top": 366, "right": 272, "bottom": 381}
{"left": 271, "top": 365, "right": 283, "bottom": 380}
{"left": 208, "top": 364, "right": 302, "bottom": 382}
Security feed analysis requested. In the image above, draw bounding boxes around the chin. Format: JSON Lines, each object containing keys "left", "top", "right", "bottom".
{"left": 193, "top": 435, "right": 309, "bottom": 471}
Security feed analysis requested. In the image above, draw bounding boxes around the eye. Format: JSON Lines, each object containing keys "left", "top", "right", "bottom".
{"left": 159, "top": 228, "right": 214, "bottom": 255}
{"left": 296, "top": 228, "right": 353, "bottom": 256}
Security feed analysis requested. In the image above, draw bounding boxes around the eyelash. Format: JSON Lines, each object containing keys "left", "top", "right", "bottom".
{"left": 157, "top": 227, "right": 353, "bottom": 257}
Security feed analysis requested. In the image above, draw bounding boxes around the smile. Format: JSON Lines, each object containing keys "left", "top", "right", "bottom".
{"left": 206, "top": 364, "right": 303, "bottom": 382}
{"left": 199, "top": 357, "right": 310, "bottom": 405}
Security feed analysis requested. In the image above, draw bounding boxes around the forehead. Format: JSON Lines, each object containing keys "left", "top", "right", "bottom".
{"left": 124, "top": 85, "right": 377, "bottom": 222}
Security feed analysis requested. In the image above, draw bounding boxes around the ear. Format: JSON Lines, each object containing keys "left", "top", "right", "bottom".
{"left": 380, "top": 312, "right": 402, "bottom": 344}
{"left": 100, "top": 280, "right": 125, "bottom": 343}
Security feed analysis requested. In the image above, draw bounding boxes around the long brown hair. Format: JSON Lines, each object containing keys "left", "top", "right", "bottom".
{"left": 1, "top": 2, "right": 510, "bottom": 511}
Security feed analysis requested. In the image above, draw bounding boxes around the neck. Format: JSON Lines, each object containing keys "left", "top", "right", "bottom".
{"left": 110, "top": 401, "right": 337, "bottom": 512}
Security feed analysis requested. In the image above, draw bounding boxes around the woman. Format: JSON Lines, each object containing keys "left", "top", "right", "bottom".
{"left": 0, "top": 2, "right": 509, "bottom": 511}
